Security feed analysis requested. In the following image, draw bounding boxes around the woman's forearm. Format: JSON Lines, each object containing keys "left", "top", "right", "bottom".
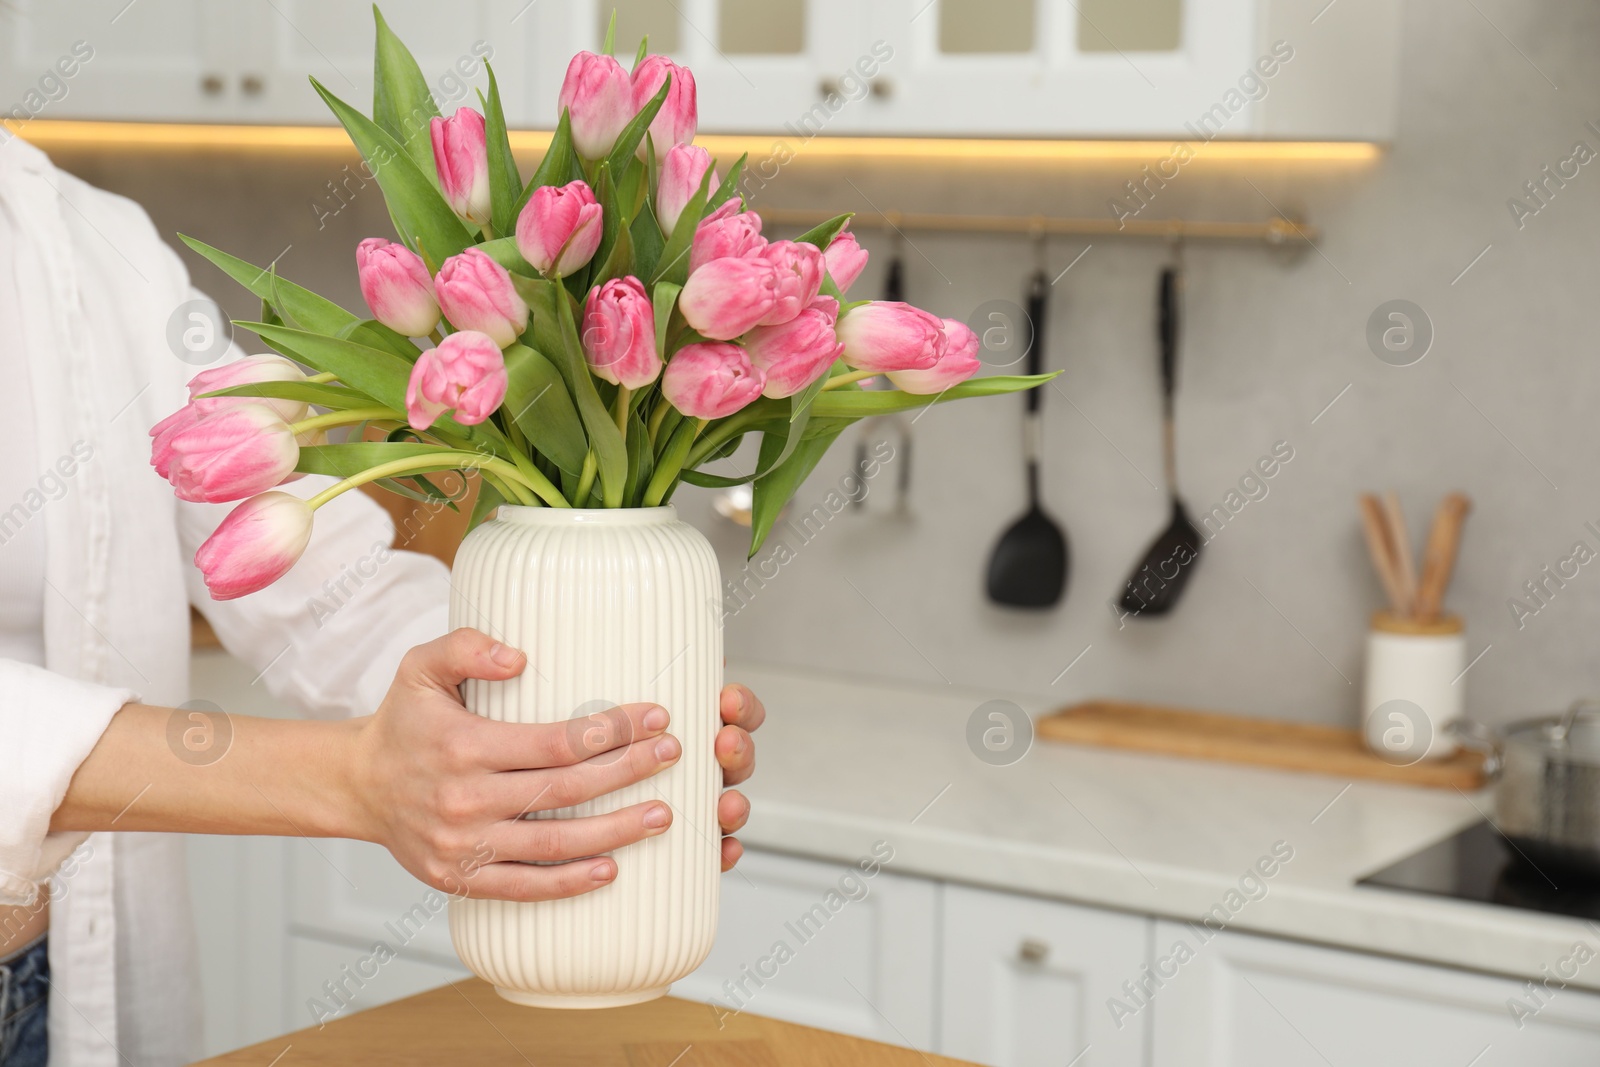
{"left": 51, "top": 704, "right": 367, "bottom": 840}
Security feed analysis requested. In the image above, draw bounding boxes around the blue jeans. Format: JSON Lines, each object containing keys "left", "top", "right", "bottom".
{"left": 0, "top": 935, "right": 47, "bottom": 1067}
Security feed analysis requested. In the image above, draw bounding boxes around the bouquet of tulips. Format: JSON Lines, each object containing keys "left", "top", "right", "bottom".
{"left": 153, "top": 11, "right": 1050, "bottom": 600}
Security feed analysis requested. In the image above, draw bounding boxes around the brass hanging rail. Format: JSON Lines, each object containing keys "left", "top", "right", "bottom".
{"left": 760, "top": 208, "right": 1316, "bottom": 245}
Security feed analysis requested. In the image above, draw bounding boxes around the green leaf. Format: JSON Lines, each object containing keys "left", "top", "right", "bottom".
{"left": 296, "top": 441, "right": 464, "bottom": 478}
{"left": 707, "top": 154, "right": 747, "bottom": 212}
{"left": 339, "top": 318, "right": 422, "bottom": 361}
{"left": 180, "top": 235, "right": 358, "bottom": 335}
{"left": 514, "top": 110, "right": 581, "bottom": 221}
{"left": 371, "top": 6, "right": 441, "bottom": 181}
{"left": 500, "top": 343, "right": 587, "bottom": 475}
{"left": 604, "top": 75, "right": 670, "bottom": 177}
{"left": 754, "top": 370, "right": 829, "bottom": 478}
{"left": 197, "top": 381, "right": 379, "bottom": 408}
{"left": 679, "top": 468, "right": 753, "bottom": 489}
{"left": 651, "top": 281, "right": 680, "bottom": 360}
{"left": 479, "top": 63, "right": 523, "bottom": 238}
{"left": 240, "top": 321, "right": 508, "bottom": 457}
{"left": 476, "top": 236, "right": 537, "bottom": 276}
{"left": 749, "top": 427, "right": 845, "bottom": 556}
{"left": 310, "top": 77, "right": 473, "bottom": 271}
{"left": 633, "top": 35, "right": 649, "bottom": 69}
{"left": 623, "top": 408, "right": 654, "bottom": 506}
{"left": 523, "top": 280, "right": 628, "bottom": 506}
{"left": 650, "top": 166, "right": 713, "bottom": 287}
{"left": 808, "top": 373, "right": 1058, "bottom": 418}
{"left": 601, "top": 9, "right": 617, "bottom": 55}
{"left": 630, "top": 200, "right": 665, "bottom": 283}
{"left": 467, "top": 478, "right": 505, "bottom": 531}
{"left": 793, "top": 212, "right": 853, "bottom": 251}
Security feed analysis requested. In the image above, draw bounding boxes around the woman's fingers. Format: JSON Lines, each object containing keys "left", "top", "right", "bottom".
{"left": 721, "top": 837, "right": 744, "bottom": 872}
{"left": 398, "top": 627, "right": 527, "bottom": 694}
{"left": 718, "top": 789, "right": 750, "bottom": 835}
{"left": 720, "top": 684, "right": 766, "bottom": 733}
{"left": 460, "top": 856, "right": 621, "bottom": 903}
{"left": 487, "top": 801, "right": 672, "bottom": 865}
{"left": 475, "top": 702, "right": 669, "bottom": 772}
{"left": 715, "top": 724, "right": 755, "bottom": 785}
{"left": 494, "top": 730, "right": 683, "bottom": 815}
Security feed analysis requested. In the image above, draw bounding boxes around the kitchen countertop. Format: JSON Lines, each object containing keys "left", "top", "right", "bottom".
{"left": 192, "top": 980, "right": 974, "bottom": 1065}
{"left": 729, "top": 661, "right": 1600, "bottom": 992}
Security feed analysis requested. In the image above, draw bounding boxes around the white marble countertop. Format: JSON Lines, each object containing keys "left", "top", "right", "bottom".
{"left": 729, "top": 660, "right": 1600, "bottom": 992}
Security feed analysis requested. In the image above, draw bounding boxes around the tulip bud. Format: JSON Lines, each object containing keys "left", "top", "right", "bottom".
{"left": 836, "top": 301, "right": 948, "bottom": 373}
{"left": 164, "top": 403, "right": 300, "bottom": 504}
{"left": 680, "top": 257, "right": 780, "bottom": 341}
{"left": 822, "top": 226, "right": 870, "bottom": 294}
{"left": 746, "top": 297, "right": 844, "bottom": 398}
{"left": 690, "top": 206, "right": 766, "bottom": 274}
{"left": 755, "top": 240, "right": 824, "bottom": 326}
{"left": 631, "top": 55, "right": 697, "bottom": 160}
{"left": 662, "top": 342, "right": 766, "bottom": 420}
{"left": 583, "top": 277, "right": 660, "bottom": 389}
{"left": 355, "top": 238, "right": 441, "bottom": 337}
{"left": 150, "top": 403, "right": 203, "bottom": 480}
{"left": 515, "top": 180, "right": 603, "bottom": 278}
{"left": 559, "top": 51, "right": 634, "bottom": 160}
{"left": 887, "top": 318, "right": 982, "bottom": 394}
{"left": 657, "top": 144, "right": 718, "bottom": 234}
{"left": 406, "top": 330, "right": 509, "bottom": 430}
{"left": 434, "top": 248, "right": 530, "bottom": 348}
{"left": 430, "top": 107, "right": 492, "bottom": 227}
{"left": 186, "top": 354, "right": 309, "bottom": 422}
{"left": 194, "top": 491, "right": 315, "bottom": 601}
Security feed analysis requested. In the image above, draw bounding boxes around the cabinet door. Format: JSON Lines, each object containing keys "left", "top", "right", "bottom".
{"left": 1151, "top": 921, "right": 1600, "bottom": 1067}
{"left": 856, "top": 0, "right": 1261, "bottom": 137}
{"left": 287, "top": 934, "right": 469, "bottom": 1035}
{"left": 522, "top": 0, "right": 866, "bottom": 135}
{"left": 940, "top": 884, "right": 1150, "bottom": 1067}
{"left": 232, "top": 1, "right": 532, "bottom": 126}
{"left": 673, "top": 848, "right": 939, "bottom": 1050}
{"left": 0, "top": 0, "right": 242, "bottom": 122}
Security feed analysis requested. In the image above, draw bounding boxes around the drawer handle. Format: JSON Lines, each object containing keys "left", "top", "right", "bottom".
{"left": 200, "top": 73, "right": 225, "bottom": 96}
{"left": 1018, "top": 938, "right": 1050, "bottom": 964}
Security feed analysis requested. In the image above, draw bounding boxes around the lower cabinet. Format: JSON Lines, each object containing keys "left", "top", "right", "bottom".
{"left": 1149, "top": 921, "right": 1600, "bottom": 1067}
{"left": 939, "top": 884, "right": 1150, "bottom": 1067}
{"left": 674, "top": 846, "right": 939, "bottom": 1049}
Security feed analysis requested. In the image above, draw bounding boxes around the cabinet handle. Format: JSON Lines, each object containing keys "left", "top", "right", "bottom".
{"left": 818, "top": 77, "right": 840, "bottom": 98}
{"left": 200, "top": 74, "right": 225, "bottom": 96}
{"left": 869, "top": 78, "right": 893, "bottom": 100}
{"left": 1018, "top": 938, "right": 1050, "bottom": 964}
{"left": 240, "top": 74, "right": 265, "bottom": 96}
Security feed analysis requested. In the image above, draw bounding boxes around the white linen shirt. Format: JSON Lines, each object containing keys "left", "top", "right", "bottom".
{"left": 0, "top": 136, "right": 451, "bottom": 1066}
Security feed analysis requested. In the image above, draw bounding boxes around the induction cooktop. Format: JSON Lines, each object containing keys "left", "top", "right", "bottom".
{"left": 1359, "top": 820, "right": 1600, "bottom": 922}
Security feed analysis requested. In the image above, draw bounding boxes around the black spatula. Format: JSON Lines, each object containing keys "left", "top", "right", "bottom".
{"left": 1118, "top": 267, "right": 1202, "bottom": 617}
{"left": 986, "top": 271, "right": 1069, "bottom": 608}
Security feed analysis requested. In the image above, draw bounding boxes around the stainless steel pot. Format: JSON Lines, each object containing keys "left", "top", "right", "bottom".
{"left": 1455, "top": 700, "right": 1600, "bottom": 877}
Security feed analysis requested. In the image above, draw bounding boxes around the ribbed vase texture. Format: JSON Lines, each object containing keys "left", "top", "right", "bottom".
{"left": 446, "top": 505, "right": 722, "bottom": 1007}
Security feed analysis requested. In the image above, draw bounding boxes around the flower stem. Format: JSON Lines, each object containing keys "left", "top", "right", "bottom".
{"left": 821, "top": 369, "right": 878, "bottom": 390}
{"left": 289, "top": 407, "right": 398, "bottom": 435}
{"left": 305, "top": 452, "right": 562, "bottom": 511}
{"left": 573, "top": 451, "right": 598, "bottom": 505}
{"left": 306, "top": 371, "right": 338, "bottom": 384}
{"left": 642, "top": 418, "right": 706, "bottom": 507}
{"left": 613, "top": 386, "right": 633, "bottom": 437}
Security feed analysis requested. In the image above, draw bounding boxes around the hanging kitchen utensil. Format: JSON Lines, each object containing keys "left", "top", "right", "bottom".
{"left": 854, "top": 244, "right": 908, "bottom": 511}
{"left": 1118, "top": 263, "right": 1203, "bottom": 617}
{"left": 986, "top": 256, "right": 1069, "bottom": 608}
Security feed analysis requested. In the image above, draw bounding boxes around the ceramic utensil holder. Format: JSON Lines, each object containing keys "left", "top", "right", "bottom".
{"left": 1363, "top": 612, "right": 1466, "bottom": 763}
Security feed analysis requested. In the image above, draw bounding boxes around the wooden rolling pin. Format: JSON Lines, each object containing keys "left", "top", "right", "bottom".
{"left": 1358, "top": 493, "right": 1408, "bottom": 615}
{"left": 1415, "top": 493, "right": 1472, "bottom": 622}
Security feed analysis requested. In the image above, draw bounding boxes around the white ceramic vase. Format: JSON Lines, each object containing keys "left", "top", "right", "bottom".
{"left": 446, "top": 505, "right": 722, "bottom": 1008}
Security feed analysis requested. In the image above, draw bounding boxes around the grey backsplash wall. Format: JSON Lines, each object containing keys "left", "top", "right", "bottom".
{"left": 48, "top": 0, "right": 1600, "bottom": 728}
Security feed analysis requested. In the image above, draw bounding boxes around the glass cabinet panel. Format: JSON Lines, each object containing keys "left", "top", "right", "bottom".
{"left": 937, "top": 0, "right": 1035, "bottom": 55}
{"left": 719, "top": 0, "right": 806, "bottom": 55}
{"left": 1077, "top": 0, "right": 1183, "bottom": 52}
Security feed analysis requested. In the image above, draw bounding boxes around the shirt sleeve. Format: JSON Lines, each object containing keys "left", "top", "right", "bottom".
{"left": 0, "top": 661, "right": 136, "bottom": 904}
{"left": 176, "top": 472, "right": 453, "bottom": 721}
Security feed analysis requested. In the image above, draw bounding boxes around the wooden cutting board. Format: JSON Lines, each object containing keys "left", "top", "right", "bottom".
{"left": 1037, "top": 700, "right": 1487, "bottom": 789}
{"left": 191, "top": 979, "right": 978, "bottom": 1066}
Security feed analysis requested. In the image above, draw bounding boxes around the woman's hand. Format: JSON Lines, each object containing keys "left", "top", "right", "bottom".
{"left": 715, "top": 682, "right": 765, "bottom": 871}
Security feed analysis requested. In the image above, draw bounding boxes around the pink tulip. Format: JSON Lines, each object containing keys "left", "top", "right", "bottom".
{"left": 822, "top": 226, "right": 869, "bottom": 293}
{"left": 630, "top": 55, "right": 697, "bottom": 160}
{"left": 690, "top": 207, "right": 765, "bottom": 274}
{"left": 657, "top": 144, "right": 718, "bottom": 234}
{"left": 887, "top": 318, "right": 982, "bottom": 394}
{"left": 185, "top": 354, "right": 309, "bottom": 421}
{"left": 163, "top": 403, "right": 300, "bottom": 504}
{"left": 405, "top": 330, "right": 508, "bottom": 430}
{"left": 746, "top": 297, "right": 843, "bottom": 398}
{"left": 515, "top": 180, "right": 603, "bottom": 278}
{"left": 662, "top": 342, "right": 766, "bottom": 420}
{"left": 434, "top": 248, "right": 529, "bottom": 348}
{"left": 582, "top": 277, "right": 659, "bottom": 389}
{"left": 756, "top": 240, "right": 824, "bottom": 326}
{"left": 150, "top": 403, "right": 203, "bottom": 480}
{"left": 195, "top": 491, "right": 314, "bottom": 601}
{"left": 356, "top": 238, "right": 441, "bottom": 337}
{"left": 680, "top": 257, "right": 780, "bottom": 340}
{"left": 430, "top": 107, "right": 491, "bottom": 227}
{"left": 558, "top": 51, "right": 634, "bottom": 160}
{"left": 836, "top": 301, "right": 948, "bottom": 373}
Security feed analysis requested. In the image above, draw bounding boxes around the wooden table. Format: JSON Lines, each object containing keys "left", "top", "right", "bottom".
{"left": 192, "top": 980, "right": 976, "bottom": 1066}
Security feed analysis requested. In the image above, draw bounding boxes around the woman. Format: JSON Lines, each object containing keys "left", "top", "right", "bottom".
{"left": 0, "top": 135, "right": 763, "bottom": 1067}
